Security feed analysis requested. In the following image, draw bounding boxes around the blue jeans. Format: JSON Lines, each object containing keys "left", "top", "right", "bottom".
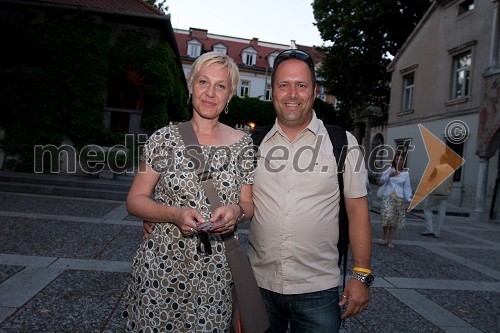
{"left": 260, "top": 287, "right": 341, "bottom": 333}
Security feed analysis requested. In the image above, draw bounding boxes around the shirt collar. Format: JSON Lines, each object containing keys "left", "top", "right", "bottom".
{"left": 263, "top": 111, "right": 321, "bottom": 143}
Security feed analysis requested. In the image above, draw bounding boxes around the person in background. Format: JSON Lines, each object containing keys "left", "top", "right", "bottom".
{"left": 124, "top": 52, "right": 256, "bottom": 332}
{"left": 248, "top": 49, "right": 372, "bottom": 333}
{"left": 420, "top": 153, "right": 454, "bottom": 238}
{"left": 378, "top": 152, "right": 412, "bottom": 248}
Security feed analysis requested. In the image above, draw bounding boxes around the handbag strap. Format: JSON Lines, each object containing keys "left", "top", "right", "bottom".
{"left": 178, "top": 121, "right": 270, "bottom": 332}
{"left": 177, "top": 122, "right": 222, "bottom": 210}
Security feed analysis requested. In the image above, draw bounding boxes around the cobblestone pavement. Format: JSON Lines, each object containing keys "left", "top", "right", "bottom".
{"left": 0, "top": 183, "right": 499, "bottom": 332}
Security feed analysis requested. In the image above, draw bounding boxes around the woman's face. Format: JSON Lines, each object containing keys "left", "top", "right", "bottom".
{"left": 394, "top": 155, "right": 405, "bottom": 170}
{"left": 190, "top": 63, "right": 232, "bottom": 120}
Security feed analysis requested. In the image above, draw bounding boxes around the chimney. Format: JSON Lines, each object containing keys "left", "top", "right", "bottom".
{"left": 189, "top": 28, "right": 208, "bottom": 40}
{"left": 290, "top": 40, "right": 297, "bottom": 49}
{"left": 251, "top": 37, "right": 259, "bottom": 46}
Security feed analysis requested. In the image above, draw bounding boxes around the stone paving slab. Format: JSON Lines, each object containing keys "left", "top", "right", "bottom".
{"left": 0, "top": 270, "right": 130, "bottom": 332}
{"left": 0, "top": 193, "right": 122, "bottom": 218}
{"left": 417, "top": 289, "right": 500, "bottom": 333}
{"left": 341, "top": 288, "right": 443, "bottom": 333}
{"left": 0, "top": 217, "right": 126, "bottom": 259}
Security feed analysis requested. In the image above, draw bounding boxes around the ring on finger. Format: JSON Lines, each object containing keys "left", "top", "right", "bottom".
{"left": 341, "top": 294, "right": 348, "bottom": 300}
{"left": 190, "top": 227, "right": 194, "bottom": 233}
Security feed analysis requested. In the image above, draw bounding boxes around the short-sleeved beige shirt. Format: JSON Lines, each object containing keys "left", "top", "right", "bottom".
{"left": 248, "top": 114, "right": 367, "bottom": 294}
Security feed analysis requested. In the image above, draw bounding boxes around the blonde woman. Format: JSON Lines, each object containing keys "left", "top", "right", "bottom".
{"left": 123, "top": 52, "right": 255, "bottom": 332}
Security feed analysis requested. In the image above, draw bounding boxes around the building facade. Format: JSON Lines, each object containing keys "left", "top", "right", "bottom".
{"left": 173, "top": 27, "right": 336, "bottom": 104}
{"left": 0, "top": 0, "right": 186, "bottom": 175}
{"left": 385, "top": 0, "right": 500, "bottom": 219}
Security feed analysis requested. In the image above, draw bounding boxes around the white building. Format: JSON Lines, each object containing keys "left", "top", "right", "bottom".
{"left": 173, "top": 28, "right": 335, "bottom": 104}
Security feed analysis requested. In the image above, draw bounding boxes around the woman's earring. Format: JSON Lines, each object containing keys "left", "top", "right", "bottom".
{"left": 187, "top": 92, "right": 192, "bottom": 104}
{"left": 224, "top": 101, "right": 229, "bottom": 114}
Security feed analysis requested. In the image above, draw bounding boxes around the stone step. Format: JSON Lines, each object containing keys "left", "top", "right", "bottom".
{"left": 0, "top": 171, "right": 132, "bottom": 201}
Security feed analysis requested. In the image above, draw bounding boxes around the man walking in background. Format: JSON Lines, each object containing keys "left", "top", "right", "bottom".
{"left": 421, "top": 154, "right": 454, "bottom": 238}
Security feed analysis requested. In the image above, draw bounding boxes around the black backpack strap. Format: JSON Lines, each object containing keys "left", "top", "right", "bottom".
{"left": 252, "top": 124, "right": 350, "bottom": 291}
{"left": 325, "top": 125, "right": 349, "bottom": 289}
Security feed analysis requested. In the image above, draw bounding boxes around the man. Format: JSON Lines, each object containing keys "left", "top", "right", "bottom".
{"left": 420, "top": 154, "right": 454, "bottom": 238}
{"left": 248, "top": 49, "right": 372, "bottom": 333}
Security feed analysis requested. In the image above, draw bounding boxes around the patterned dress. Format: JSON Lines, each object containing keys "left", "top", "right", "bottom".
{"left": 123, "top": 125, "right": 254, "bottom": 333}
{"left": 380, "top": 193, "right": 406, "bottom": 228}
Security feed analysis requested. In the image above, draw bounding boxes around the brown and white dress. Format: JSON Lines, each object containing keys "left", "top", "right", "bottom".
{"left": 123, "top": 125, "right": 254, "bottom": 333}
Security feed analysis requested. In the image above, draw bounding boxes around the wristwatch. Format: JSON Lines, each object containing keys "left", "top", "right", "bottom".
{"left": 351, "top": 271, "right": 375, "bottom": 287}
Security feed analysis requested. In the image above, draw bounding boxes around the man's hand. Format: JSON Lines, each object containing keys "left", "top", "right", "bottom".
{"left": 339, "top": 278, "right": 370, "bottom": 318}
{"left": 143, "top": 221, "right": 155, "bottom": 240}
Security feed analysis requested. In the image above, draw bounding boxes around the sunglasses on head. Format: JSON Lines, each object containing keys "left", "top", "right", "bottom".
{"left": 273, "top": 49, "right": 315, "bottom": 70}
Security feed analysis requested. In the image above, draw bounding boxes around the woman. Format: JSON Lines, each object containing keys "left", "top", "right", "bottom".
{"left": 378, "top": 152, "right": 412, "bottom": 248}
{"left": 123, "top": 52, "right": 254, "bottom": 332}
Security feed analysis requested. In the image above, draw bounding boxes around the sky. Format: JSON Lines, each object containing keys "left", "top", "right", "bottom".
{"left": 165, "top": 0, "right": 326, "bottom": 47}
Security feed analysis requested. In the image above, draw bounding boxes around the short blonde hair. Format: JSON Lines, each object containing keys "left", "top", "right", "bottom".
{"left": 187, "top": 52, "right": 240, "bottom": 96}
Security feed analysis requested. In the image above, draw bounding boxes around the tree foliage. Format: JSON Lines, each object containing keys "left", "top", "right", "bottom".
{"left": 312, "top": 0, "right": 431, "bottom": 118}
{"left": 219, "top": 96, "right": 275, "bottom": 128}
{"left": 0, "top": 11, "right": 187, "bottom": 171}
{"left": 144, "top": 0, "right": 168, "bottom": 13}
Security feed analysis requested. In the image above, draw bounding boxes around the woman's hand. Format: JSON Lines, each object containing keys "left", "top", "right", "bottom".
{"left": 174, "top": 208, "right": 205, "bottom": 236}
{"left": 208, "top": 204, "right": 242, "bottom": 234}
{"left": 389, "top": 170, "right": 399, "bottom": 177}
{"left": 141, "top": 208, "right": 204, "bottom": 239}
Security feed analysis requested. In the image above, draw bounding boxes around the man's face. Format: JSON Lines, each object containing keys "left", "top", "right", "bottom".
{"left": 272, "top": 58, "right": 317, "bottom": 129}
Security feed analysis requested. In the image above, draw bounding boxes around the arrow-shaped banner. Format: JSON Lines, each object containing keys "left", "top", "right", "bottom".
{"left": 408, "top": 124, "right": 465, "bottom": 211}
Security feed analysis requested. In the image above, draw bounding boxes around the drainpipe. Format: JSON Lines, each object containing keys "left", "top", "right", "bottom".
{"left": 473, "top": 158, "right": 490, "bottom": 221}
{"left": 487, "top": 0, "right": 499, "bottom": 72}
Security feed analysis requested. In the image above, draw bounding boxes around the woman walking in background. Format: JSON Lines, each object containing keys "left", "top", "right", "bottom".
{"left": 378, "top": 152, "right": 412, "bottom": 248}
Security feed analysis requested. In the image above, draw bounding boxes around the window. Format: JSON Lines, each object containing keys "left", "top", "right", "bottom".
{"left": 402, "top": 73, "right": 415, "bottom": 111}
{"left": 445, "top": 138, "right": 464, "bottom": 182}
{"left": 242, "top": 48, "right": 257, "bottom": 66}
{"left": 245, "top": 54, "right": 254, "bottom": 66}
{"left": 451, "top": 50, "right": 471, "bottom": 99}
{"left": 240, "top": 80, "right": 250, "bottom": 97}
{"left": 268, "top": 51, "right": 279, "bottom": 68}
{"left": 110, "top": 112, "right": 130, "bottom": 133}
{"left": 187, "top": 40, "right": 202, "bottom": 58}
{"left": 107, "top": 69, "right": 144, "bottom": 111}
{"left": 394, "top": 138, "right": 413, "bottom": 168}
{"left": 213, "top": 43, "right": 227, "bottom": 54}
{"left": 265, "top": 83, "right": 271, "bottom": 101}
{"left": 458, "top": 0, "right": 474, "bottom": 15}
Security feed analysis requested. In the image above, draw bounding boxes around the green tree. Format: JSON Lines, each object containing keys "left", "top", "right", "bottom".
{"left": 312, "top": 0, "right": 431, "bottom": 118}
{"left": 144, "top": 0, "right": 168, "bottom": 13}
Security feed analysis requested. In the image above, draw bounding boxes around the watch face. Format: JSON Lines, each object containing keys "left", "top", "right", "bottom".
{"left": 365, "top": 274, "right": 375, "bottom": 286}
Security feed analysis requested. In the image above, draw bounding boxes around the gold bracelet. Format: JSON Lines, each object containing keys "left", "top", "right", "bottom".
{"left": 353, "top": 267, "right": 372, "bottom": 274}
{"left": 236, "top": 203, "right": 245, "bottom": 223}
